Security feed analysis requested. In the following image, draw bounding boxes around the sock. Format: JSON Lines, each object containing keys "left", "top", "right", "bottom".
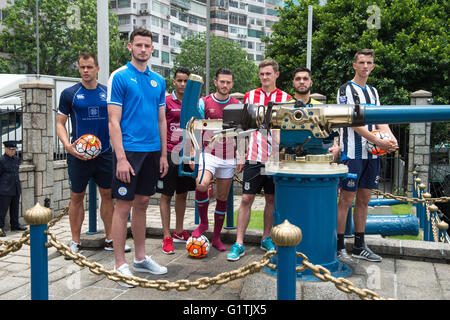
{"left": 192, "top": 190, "right": 209, "bottom": 238}
{"left": 337, "top": 234, "right": 345, "bottom": 251}
{"left": 212, "top": 199, "right": 227, "bottom": 251}
{"left": 355, "top": 232, "right": 365, "bottom": 248}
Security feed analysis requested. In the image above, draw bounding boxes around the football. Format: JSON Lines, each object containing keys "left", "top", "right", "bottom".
{"left": 186, "top": 235, "right": 210, "bottom": 259}
{"left": 75, "top": 134, "right": 102, "bottom": 159}
{"left": 366, "top": 130, "right": 391, "bottom": 156}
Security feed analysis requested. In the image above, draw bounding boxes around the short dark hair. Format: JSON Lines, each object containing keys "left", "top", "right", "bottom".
{"left": 292, "top": 66, "right": 311, "bottom": 79}
{"left": 78, "top": 51, "right": 98, "bottom": 66}
{"left": 215, "top": 67, "right": 234, "bottom": 80}
{"left": 174, "top": 67, "right": 190, "bottom": 79}
{"left": 129, "top": 28, "right": 153, "bottom": 43}
{"left": 354, "top": 49, "right": 375, "bottom": 62}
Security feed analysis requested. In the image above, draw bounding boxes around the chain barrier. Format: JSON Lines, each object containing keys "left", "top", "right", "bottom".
{"left": 0, "top": 205, "right": 392, "bottom": 299}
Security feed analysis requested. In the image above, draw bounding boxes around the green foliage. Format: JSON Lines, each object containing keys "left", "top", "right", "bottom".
{"left": 265, "top": 0, "right": 449, "bottom": 106}
{"left": 172, "top": 33, "right": 259, "bottom": 95}
{"left": 0, "top": 0, "right": 128, "bottom": 77}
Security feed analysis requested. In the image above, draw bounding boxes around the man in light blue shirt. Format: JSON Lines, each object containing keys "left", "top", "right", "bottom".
{"left": 107, "top": 28, "right": 168, "bottom": 286}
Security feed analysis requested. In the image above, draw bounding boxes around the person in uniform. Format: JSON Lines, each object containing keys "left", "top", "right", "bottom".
{"left": 0, "top": 141, "right": 26, "bottom": 237}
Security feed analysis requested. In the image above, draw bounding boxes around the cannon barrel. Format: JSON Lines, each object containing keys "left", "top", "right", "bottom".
{"left": 359, "top": 105, "right": 450, "bottom": 125}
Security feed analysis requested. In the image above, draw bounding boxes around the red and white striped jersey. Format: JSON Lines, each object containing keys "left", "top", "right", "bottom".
{"left": 244, "top": 88, "right": 292, "bottom": 163}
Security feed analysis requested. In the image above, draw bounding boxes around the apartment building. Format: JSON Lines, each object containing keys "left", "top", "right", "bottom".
{"left": 0, "top": 0, "right": 283, "bottom": 77}
{"left": 111, "top": 0, "right": 283, "bottom": 77}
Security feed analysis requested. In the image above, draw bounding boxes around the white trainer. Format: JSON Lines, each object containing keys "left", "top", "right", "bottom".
{"left": 114, "top": 263, "right": 136, "bottom": 288}
{"left": 133, "top": 256, "right": 168, "bottom": 275}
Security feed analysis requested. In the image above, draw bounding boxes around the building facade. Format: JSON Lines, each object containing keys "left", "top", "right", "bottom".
{"left": 110, "top": 0, "right": 283, "bottom": 77}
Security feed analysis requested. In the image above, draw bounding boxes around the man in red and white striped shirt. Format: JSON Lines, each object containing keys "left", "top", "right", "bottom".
{"left": 228, "top": 59, "right": 291, "bottom": 261}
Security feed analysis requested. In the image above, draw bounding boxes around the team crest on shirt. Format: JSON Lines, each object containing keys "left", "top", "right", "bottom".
{"left": 339, "top": 96, "right": 347, "bottom": 104}
{"left": 150, "top": 80, "right": 157, "bottom": 87}
{"left": 99, "top": 92, "right": 107, "bottom": 101}
{"left": 346, "top": 179, "right": 355, "bottom": 188}
{"left": 118, "top": 186, "right": 127, "bottom": 196}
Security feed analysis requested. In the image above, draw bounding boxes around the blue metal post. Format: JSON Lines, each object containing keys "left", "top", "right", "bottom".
{"left": 24, "top": 203, "right": 52, "bottom": 301}
{"left": 87, "top": 179, "right": 98, "bottom": 235}
{"left": 268, "top": 167, "right": 352, "bottom": 281}
{"left": 277, "top": 245, "right": 297, "bottom": 300}
{"left": 225, "top": 180, "right": 235, "bottom": 229}
{"left": 29, "top": 224, "right": 49, "bottom": 300}
{"left": 344, "top": 207, "right": 354, "bottom": 238}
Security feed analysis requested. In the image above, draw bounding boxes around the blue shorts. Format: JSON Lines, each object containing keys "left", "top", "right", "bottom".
{"left": 67, "top": 150, "right": 113, "bottom": 194}
{"left": 339, "top": 159, "right": 380, "bottom": 191}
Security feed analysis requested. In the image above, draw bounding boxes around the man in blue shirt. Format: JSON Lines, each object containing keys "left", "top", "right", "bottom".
{"left": 108, "top": 28, "right": 169, "bottom": 286}
{"left": 57, "top": 52, "right": 126, "bottom": 257}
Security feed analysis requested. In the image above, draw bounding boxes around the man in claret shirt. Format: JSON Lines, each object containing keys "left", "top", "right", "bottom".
{"left": 156, "top": 67, "right": 196, "bottom": 254}
{"left": 190, "top": 68, "right": 241, "bottom": 251}
{"left": 228, "top": 59, "right": 292, "bottom": 261}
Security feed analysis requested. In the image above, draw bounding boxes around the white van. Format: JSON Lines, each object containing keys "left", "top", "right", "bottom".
{"left": 0, "top": 74, "right": 80, "bottom": 156}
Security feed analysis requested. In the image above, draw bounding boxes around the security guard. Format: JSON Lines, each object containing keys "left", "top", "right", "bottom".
{"left": 0, "top": 141, "right": 26, "bottom": 237}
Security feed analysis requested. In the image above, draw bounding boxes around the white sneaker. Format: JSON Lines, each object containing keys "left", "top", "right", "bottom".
{"left": 133, "top": 256, "right": 168, "bottom": 275}
{"left": 65, "top": 240, "right": 83, "bottom": 260}
{"left": 114, "top": 263, "right": 136, "bottom": 288}
{"left": 337, "top": 248, "right": 354, "bottom": 263}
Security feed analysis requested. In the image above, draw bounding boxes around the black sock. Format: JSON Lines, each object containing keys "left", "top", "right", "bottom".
{"left": 355, "top": 232, "right": 365, "bottom": 248}
{"left": 337, "top": 234, "right": 345, "bottom": 251}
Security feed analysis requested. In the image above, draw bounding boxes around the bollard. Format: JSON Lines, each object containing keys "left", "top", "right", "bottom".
{"left": 224, "top": 180, "right": 236, "bottom": 229}
{"left": 271, "top": 220, "right": 302, "bottom": 300}
{"left": 422, "top": 192, "right": 432, "bottom": 241}
{"left": 87, "top": 179, "right": 98, "bottom": 235}
{"left": 24, "top": 203, "right": 52, "bottom": 300}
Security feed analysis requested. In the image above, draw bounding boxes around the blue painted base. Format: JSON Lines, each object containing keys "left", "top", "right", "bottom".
{"left": 264, "top": 254, "right": 352, "bottom": 282}
{"left": 86, "top": 231, "right": 99, "bottom": 235}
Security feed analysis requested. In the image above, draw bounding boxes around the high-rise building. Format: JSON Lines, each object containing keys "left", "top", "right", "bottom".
{"left": 0, "top": 0, "right": 283, "bottom": 77}
{"left": 110, "top": 0, "right": 283, "bottom": 77}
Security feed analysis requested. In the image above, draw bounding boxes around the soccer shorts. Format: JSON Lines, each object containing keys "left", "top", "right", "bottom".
{"left": 156, "top": 152, "right": 196, "bottom": 196}
{"left": 111, "top": 151, "right": 161, "bottom": 201}
{"left": 198, "top": 152, "right": 236, "bottom": 179}
{"left": 67, "top": 150, "right": 113, "bottom": 194}
{"left": 339, "top": 159, "right": 381, "bottom": 191}
{"left": 242, "top": 161, "right": 274, "bottom": 195}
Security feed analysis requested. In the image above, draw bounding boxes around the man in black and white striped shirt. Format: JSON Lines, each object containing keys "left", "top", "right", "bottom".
{"left": 336, "top": 49, "right": 398, "bottom": 262}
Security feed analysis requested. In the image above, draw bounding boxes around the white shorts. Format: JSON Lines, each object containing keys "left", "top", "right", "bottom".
{"left": 198, "top": 152, "right": 236, "bottom": 179}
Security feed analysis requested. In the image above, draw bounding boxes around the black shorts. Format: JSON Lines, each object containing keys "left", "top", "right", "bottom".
{"left": 155, "top": 152, "right": 196, "bottom": 197}
{"left": 111, "top": 151, "right": 161, "bottom": 201}
{"left": 67, "top": 150, "right": 113, "bottom": 194}
{"left": 242, "top": 161, "right": 275, "bottom": 195}
{"left": 339, "top": 159, "right": 381, "bottom": 191}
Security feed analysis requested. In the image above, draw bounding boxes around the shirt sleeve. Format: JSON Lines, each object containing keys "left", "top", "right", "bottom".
{"left": 159, "top": 78, "right": 166, "bottom": 108}
{"left": 58, "top": 88, "right": 72, "bottom": 116}
{"left": 198, "top": 98, "right": 205, "bottom": 119}
{"left": 107, "top": 71, "right": 125, "bottom": 107}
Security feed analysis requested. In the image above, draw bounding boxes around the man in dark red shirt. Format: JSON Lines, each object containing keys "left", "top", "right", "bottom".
{"left": 191, "top": 68, "right": 240, "bottom": 251}
{"left": 156, "top": 67, "right": 196, "bottom": 254}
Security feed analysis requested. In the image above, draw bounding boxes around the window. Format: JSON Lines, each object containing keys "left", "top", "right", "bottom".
{"left": 110, "top": 1, "right": 117, "bottom": 9}
{"left": 152, "top": 32, "right": 159, "bottom": 43}
{"left": 248, "top": 29, "right": 264, "bottom": 38}
{"left": 163, "top": 35, "right": 169, "bottom": 46}
{"left": 161, "top": 51, "right": 170, "bottom": 64}
{"left": 118, "top": 0, "right": 131, "bottom": 8}
{"left": 140, "top": 3, "right": 148, "bottom": 10}
{"left": 266, "top": 8, "right": 279, "bottom": 17}
{"left": 211, "top": 10, "right": 228, "bottom": 20}
{"left": 211, "top": 23, "right": 228, "bottom": 32}
{"left": 118, "top": 15, "right": 131, "bottom": 25}
{"left": 248, "top": 5, "right": 264, "bottom": 14}
{"left": 152, "top": 49, "right": 159, "bottom": 57}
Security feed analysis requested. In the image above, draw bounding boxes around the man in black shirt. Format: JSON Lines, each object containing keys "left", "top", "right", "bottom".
{"left": 0, "top": 141, "right": 26, "bottom": 237}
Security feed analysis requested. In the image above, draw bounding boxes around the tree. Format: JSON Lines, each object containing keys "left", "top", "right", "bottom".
{"left": 265, "top": 0, "right": 449, "bottom": 106}
{"left": 0, "top": 0, "right": 128, "bottom": 77}
{"left": 171, "top": 33, "right": 259, "bottom": 95}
